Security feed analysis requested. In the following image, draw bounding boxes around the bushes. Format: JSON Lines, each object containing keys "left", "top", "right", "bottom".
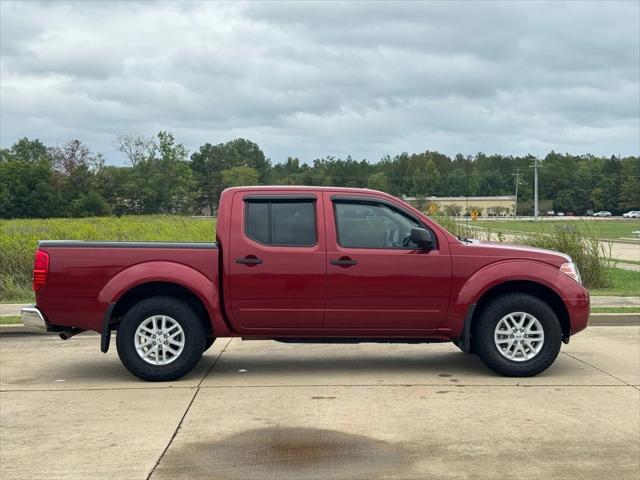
{"left": 523, "top": 226, "right": 613, "bottom": 288}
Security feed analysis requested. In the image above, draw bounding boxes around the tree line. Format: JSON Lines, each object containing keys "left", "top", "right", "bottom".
{"left": 1, "top": 132, "right": 638, "bottom": 218}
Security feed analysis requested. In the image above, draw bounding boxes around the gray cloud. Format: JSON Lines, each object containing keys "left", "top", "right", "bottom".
{"left": 1, "top": 0, "right": 638, "bottom": 164}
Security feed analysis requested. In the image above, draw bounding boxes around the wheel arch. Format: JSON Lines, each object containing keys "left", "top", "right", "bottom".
{"left": 111, "top": 282, "right": 213, "bottom": 335}
{"left": 98, "top": 260, "right": 232, "bottom": 352}
{"left": 469, "top": 280, "right": 570, "bottom": 348}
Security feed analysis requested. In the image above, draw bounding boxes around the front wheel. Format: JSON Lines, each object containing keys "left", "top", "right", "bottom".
{"left": 474, "top": 293, "right": 562, "bottom": 377}
{"left": 116, "top": 296, "right": 205, "bottom": 381}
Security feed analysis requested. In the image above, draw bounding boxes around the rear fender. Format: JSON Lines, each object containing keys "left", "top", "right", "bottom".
{"left": 98, "top": 261, "right": 230, "bottom": 336}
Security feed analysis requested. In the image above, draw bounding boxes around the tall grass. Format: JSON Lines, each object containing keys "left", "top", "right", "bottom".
{"left": 523, "top": 226, "right": 613, "bottom": 288}
{"left": 0, "top": 216, "right": 216, "bottom": 302}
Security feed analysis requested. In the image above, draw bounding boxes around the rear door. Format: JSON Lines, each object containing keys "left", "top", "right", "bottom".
{"left": 323, "top": 193, "right": 451, "bottom": 331}
{"left": 227, "top": 191, "right": 326, "bottom": 331}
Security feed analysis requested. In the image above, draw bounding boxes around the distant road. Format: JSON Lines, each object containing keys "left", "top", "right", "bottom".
{"left": 610, "top": 242, "right": 640, "bottom": 263}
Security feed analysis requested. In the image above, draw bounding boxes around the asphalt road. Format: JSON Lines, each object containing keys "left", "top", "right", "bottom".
{"left": 1, "top": 328, "right": 639, "bottom": 480}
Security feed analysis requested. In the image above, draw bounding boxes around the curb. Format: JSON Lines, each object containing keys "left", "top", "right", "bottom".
{"left": 588, "top": 313, "right": 640, "bottom": 326}
{"left": 1, "top": 313, "right": 638, "bottom": 335}
{"left": 601, "top": 238, "right": 640, "bottom": 245}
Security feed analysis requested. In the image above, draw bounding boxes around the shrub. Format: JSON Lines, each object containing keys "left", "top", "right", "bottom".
{"left": 522, "top": 225, "right": 613, "bottom": 288}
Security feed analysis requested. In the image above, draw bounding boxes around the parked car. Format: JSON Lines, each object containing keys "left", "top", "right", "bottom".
{"left": 592, "top": 211, "right": 612, "bottom": 217}
{"left": 22, "top": 186, "right": 589, "bottom": 381}
{"left": 622, "top": 211, "right": 640, "bottom": 218}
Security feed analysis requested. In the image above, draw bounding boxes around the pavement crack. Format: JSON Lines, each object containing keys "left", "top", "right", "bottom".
{"left": 145, "top": 338, "right": 231, "bottom": 480}
{"left": 145, "top": 387, "right": 200, "bottom": 480}
{"left": 561, "top": 351, "right": 632, "bottom": 386}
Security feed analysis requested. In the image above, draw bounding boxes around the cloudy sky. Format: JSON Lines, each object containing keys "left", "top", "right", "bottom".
{"left": 1, "top": 1, "right": 638, "bottom": 165}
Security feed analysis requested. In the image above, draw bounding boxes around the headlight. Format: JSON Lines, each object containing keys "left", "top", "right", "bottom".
{"left": 560, "top": 262, "right": 582, "bottom": 285}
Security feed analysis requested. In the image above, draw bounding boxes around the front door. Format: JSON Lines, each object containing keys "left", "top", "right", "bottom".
{"left": 227, "top": 191, "right": 326, "bottom": 331}
{"left": 324, "top": 193, "right": 451, "bottom": 331}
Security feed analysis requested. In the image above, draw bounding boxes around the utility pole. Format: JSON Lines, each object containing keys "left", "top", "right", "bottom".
{"left": 512, "top": 168, "right": 522, "bottom": 219}
{"left": 530, "top": 158, "right": 540, "bottom": 220}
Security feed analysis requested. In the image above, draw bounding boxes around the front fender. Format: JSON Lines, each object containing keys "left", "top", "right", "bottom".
{"left": 447, "top": 260, "right": 565, "bottom": 337}
{"left": 98, "top": 261, "right": 228, "bottom": 336}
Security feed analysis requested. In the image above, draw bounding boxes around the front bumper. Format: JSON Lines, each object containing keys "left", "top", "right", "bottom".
{"left": 21, "top": 306, "right": 48, "bottom": 333}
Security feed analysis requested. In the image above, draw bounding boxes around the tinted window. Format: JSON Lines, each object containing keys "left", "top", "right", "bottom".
{"left": 245, "top": 200, "right": 316, "bottom": 246}
{"left": 334, "top": 201, "right": 421, "bottom": 249}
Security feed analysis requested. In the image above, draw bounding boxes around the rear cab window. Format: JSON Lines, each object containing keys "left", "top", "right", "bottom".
{"left": 244, "top": 196, "right": 317, "bottom": 246}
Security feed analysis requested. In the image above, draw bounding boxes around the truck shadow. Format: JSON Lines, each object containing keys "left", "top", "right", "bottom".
{"left": 208, "top": 349, "right": 493, "bottom": 379}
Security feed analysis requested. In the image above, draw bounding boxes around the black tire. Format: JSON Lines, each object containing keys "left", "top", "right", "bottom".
{"left": 116, "top": 296, "right": 205, "bottom": 381}
{"left": 474, "top": 293, "right": 562, "bottom": 377}
{"left": 203, "top": 337, "right": 216, "bottom": 352}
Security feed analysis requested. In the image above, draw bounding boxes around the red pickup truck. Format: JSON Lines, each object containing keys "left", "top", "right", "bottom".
{"left": 22, "top": 186, "right": 589, "bottom": 381}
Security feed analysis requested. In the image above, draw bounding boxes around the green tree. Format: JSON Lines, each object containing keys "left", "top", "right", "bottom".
{"left": 619, "top": 157, "right": 640, "bottom": 211}
{"left": 367, "top": 172, "right": 389, "bottom": 192}
{"left": 0, "top": 156, "right": 57, "bottom": 218}
{"left": 191, "top": 138, "right": 269, "bottom": 212}
{"left": 272, "top": 157, "right": 304, "bottom": 185}
{"left": 132, "top": 131, "right": 194, "bottom": 214}
{"left": 95, "top": 166, "right": 136, "bottom": 216}
{"left": 222, "top": 166, "right": 259, "bottom": 187}
{"left": 68, "top": 191, "right": 112, "bottom": 217}
{"left": 0, "top": 138, "right": 57, "bottom": 218}
{"left": 6, "top": 137, "right": 49, "bottom": 163}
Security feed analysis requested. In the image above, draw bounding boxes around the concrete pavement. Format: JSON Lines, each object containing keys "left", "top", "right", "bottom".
{"left": 610, "top": 241, "right": 640, "bottom": 263}
{"left": 614, "top": 261, "right": 640, "bottom": 272}
{"left": 0, "top": 304, "right": 25, "bottom": 316}
{"left": 1, "top": 327, "right": 638, "bottom": 479}
{"left": 591, "top": 296, "right": 640, "bottom": 307}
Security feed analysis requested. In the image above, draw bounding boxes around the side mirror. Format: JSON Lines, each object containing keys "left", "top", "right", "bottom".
{"left": 410, "top": 227, "right": 434, "bottom": 249}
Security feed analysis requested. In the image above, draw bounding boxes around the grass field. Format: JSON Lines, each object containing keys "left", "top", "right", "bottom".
{"left": 589, "top": 268, "right": 640, "bottom": 297}
{"left": 590, "top": 307, "right": 640, "bottom": 314}
{"left": 473, "top": 219, "right": 640, "bottom": 239}
{"left": 0, "top": 216, "right": 216, "bottom": 302}
{"left": 0, "top": 316, "right": 20, "bottom": 325}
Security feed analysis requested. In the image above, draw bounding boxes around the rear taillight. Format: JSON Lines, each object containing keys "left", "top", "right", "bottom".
{"left": 33, "top": 250, "right": 49, "bottom": 292}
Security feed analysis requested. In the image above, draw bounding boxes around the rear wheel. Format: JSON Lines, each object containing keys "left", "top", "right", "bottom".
{"left": 116, "top": 296, "right": 205, "bottom": 381}
{"left": 474, "top": 293, "right": 562, "bottom": 377}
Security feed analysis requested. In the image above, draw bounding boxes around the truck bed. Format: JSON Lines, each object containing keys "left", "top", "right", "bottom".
{"left": 35, "top": 241, "right": 219, "bottom": 333}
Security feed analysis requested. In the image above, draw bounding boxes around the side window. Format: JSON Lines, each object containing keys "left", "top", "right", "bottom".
{"left": 245, "top": 199, "right": 316, "bottom": 246}
{"left": 334, "top": 201, "right": 422, "bottom": 249}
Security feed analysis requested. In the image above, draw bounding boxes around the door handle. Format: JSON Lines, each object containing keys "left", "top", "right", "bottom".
{"left": 330, "top": 257, "right": 357, "bottom": 266}
{"left": 236, "top": 256, "right": 263, "bottom": 265}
